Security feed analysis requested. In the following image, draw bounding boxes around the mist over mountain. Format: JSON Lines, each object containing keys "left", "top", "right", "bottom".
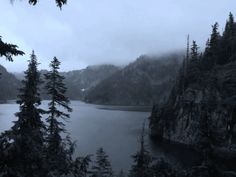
{"left": 4, "top": 53, "right": 182, "bottom": 105}
{"left": 84, "top": 53, "right": 183, "bottom": 106}
{"left": 2, "top": 1, "right": 236, "bottom": 177}
{"left": 149, "top": 14, "right": 236, "bottom": 175}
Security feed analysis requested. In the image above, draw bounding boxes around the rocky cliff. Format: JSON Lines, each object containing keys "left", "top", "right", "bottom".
{"left": 149, "top": 14, "right": 236, "bottom": 149}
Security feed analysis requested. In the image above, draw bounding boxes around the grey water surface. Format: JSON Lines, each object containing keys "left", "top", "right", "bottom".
{"left": 0, "top": 101, "right": 199, "bottom": 173}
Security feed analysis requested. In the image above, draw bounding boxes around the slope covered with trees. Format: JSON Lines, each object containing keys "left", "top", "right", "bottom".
{"left": 12, "top": 65, "right": 120, "bottom": 100}
{"left": 0, "top": 64, "right": 21, "bottom": 101}
{"left": 62, "top": 65, "right": 120, "bottom": 100}
{"left": 150, "top": 13, "right": 236, "bottom": 153}
{"left": 85, "top": 53, "right": 182, "bottom": 106}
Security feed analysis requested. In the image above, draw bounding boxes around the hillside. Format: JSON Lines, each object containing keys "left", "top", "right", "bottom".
{"left": 0, "top": 65, "right": 20, "bottom": 101}
{"left": 62, "top": 64, "right": 120, "bottom": 99}
{"left": 13, "top": 64, "right": 120, "bottom": 100}
{"left": 149, "top": 14, "right": 236, "bottom": 149}
{"left": 84, "top": 53, "right": 183, "bottom": 106}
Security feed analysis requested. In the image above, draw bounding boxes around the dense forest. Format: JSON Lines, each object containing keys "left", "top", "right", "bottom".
{"left": 0, "top": 65, "right": 20, "bottom": 101}
{"left": 150, "top": 13, "right": 236, "bottom": 176}
{"left": 85, "top": 53, "right": 182, "bottom": 106}
{"left": 0, "top": 1, "right": 236, "bottom": 177}
{"left": 1, "top": 54, "right": 180, "bottom": 106}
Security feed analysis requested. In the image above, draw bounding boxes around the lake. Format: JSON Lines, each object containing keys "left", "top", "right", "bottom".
{"left": 0, "top": 100, "right": 200, "bottom": 173}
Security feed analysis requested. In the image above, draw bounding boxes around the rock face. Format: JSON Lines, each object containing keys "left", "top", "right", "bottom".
{"left": 0, "top": 65, "right": 20, "bottom": 101}
{"left": 150, "top": 19, "right": 236, "bottom": 151}
{"left": 85, "top": 53, "right": 182, "bottom": 106}
{"left": 150, "top": 62, "right": 236, "bottom": 146}
{"left": 149, "top": 14, "right": 236, "bottom": 149}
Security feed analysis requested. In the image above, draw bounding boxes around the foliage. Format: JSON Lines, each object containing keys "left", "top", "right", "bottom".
{"left": 129, "top": 121, "right": 153, "bottom": 177}
{"left": 90, "top": 148, "right": 113, "bottom": 177}
{"left": 0, "top": 36, "right": 24, "bottom": 62}
{"left": 0, "top": 51, "right": 46, "bottom": 177}
{"left": 11, "top": 0, "right": 67, "bottom": 9}
{"left": 149, "top": 12, "right": 236, "bottom": 177}
{"left": 44, "top": 57, "right": 91, "bottom": 177}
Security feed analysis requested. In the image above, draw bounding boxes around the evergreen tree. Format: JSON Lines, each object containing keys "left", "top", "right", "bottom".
{"left": 198, "top": 104, "right": 212, "bottom": 163}
{"left": 90, "top": 148, "right": 113, "bottom": 177}
{"left": 209, "top": 23, "right": 220, "bottom": 50}
{"left": 44, "top": 57, "right": 75, "bottom": 176}
{"left": 221, "top": 12, "right": 236, "bottom": 63}
{"left": 190, "top": 40, "right": 199, "bottom": 60}
{"left": 227, "top": 12, "right": 235, "bottom": 37}
{"left": 0, "top": 36, "right": 24, "bottom": 62}
{"left": 44, "top": 57, "right": 90, "bottom": 177}
{"left": 129, "top": 121, "right": 152, "bottom": 177}
{"left": 204, "top": 38, "right": 211, "bottom": 63}
{"left": 44, "top": 57, "right": 72, "bottom": 139}
{"left": 186, "top": 34, "right": 190, "bottom": 63}
{"left": 204, "top": 23, "right": 221, "bottom": 66}
{"left": 117, "top": 170, "right": 125, "bottom": 177}
{"left": 0, "top": 51, "right": 46, "bottom": 177}
{"left": 11, "top": 0, "right": 67, "bottom": 9}
{"left": 185, "top": 40, "right": 201, "bottom": 83}
{"left": 151, "top": 158, "right": 180, "bottom": 177}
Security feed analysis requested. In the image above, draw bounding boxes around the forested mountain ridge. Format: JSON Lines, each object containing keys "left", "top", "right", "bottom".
{"left": 13, "top": 64, "right": 120, "bottom": 100}
{"left": 85, "top": 53, "right": 183, "bottom": 106}
{"left": 0, "top": 65, "right": 20, "bottom": 101}
{"left": 149, "top": 14, "right": 236, "bottom": 150}
{"left": 62, "top": 64, "right": 120, "bottom": 99}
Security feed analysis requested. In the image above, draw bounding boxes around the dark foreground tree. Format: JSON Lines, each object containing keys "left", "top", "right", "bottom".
{"left": 44, "top": 57, "right": 90, "bottom": 177}
{"left": 0, "top": 36, "right": 24, "bottom": 62}
{"left": 116, "top": 170, "right": 125, "bottom": 177}
{"left": 129, "top": 121, "right": 152, "bottom": 177}
{"left": 90, "top": 148, "right": 113, "bottom": 177}
{"left": 10, "top": 0, "right": 67, "bottom": 9}
{"left": 0, "top": 51, "right": 46, "bottom": 177}
{"left": 44, "top": 57, "right": 72, "bottom": 176}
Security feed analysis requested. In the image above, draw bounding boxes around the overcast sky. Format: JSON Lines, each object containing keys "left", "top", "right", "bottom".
{"left": 0, "top": 0, "right": 235, "bottom": 72}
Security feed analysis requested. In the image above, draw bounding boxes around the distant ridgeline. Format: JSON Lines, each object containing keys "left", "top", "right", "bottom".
{"left": 149, "top": 13, "right": 236, "bottom": 149}
{"left": 0, "top": 65, "right": 20, "bottom": 102}
{"left": 12, "top": 65, "right": 120, "bottom": 100}
{"left": 62, "top": 65, "right": 120, "bottom": 100}
{"left": 85, "top": 53, "right": 183, "bottom": 106}
{"left": 2, "top": 56, "right": 182, "bottom": 105}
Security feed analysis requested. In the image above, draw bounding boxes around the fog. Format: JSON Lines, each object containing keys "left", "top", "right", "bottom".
{"left": 0, "top": 0, "right": 235, "bottom": 72}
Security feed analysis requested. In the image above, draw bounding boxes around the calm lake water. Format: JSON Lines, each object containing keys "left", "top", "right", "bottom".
{"left": 0, "top": 101, "right": 200, "bottom": 173}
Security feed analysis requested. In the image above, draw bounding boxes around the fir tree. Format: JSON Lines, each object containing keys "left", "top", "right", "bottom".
{"left": 198, "top": 104, "right": 212, "bottom": 164}
{"left": 0, "top": 51, "right": 46, "bottom": 177}
{"left": 117, "top": 170, "right": 125, "bottom": 177}
{"left": 186, "top": 34, "right": 190, "bottom": 63}
{"left": 129, "top": 121, "right": 152, "bottom": 177}
{"left": 44, "top": 57, "right": 91, "bottom": 177}
{"left": 90, "top": 148, "right": 113, "bottom": 177}
{"left": 11, "top": 0, "right": 67, "bottom": 9}
{"left": 185, "top": 40, "right": 201, "bottom": 83}
{"left": 44, "top": 57, "right": 74, "bottom": 176}
{"left": 221, "top": 12, "right": 236, "bottom": 63}
{"left": 227, "top": 12, "right": 235, "bottom": 36}
{"left": 44, "top": 57, "right": 72, "bottom": 137}
{"left": 204, "top": 23, "right": 221, "bottom": 66}
{"left": 0, "top": 36, "right": 24, "bottom": 62}
{"left": 191, "top": 40, "right": 199, "bottom": 60}
{"left": 209, "top": 23, "right": 220, "bottom": 50}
